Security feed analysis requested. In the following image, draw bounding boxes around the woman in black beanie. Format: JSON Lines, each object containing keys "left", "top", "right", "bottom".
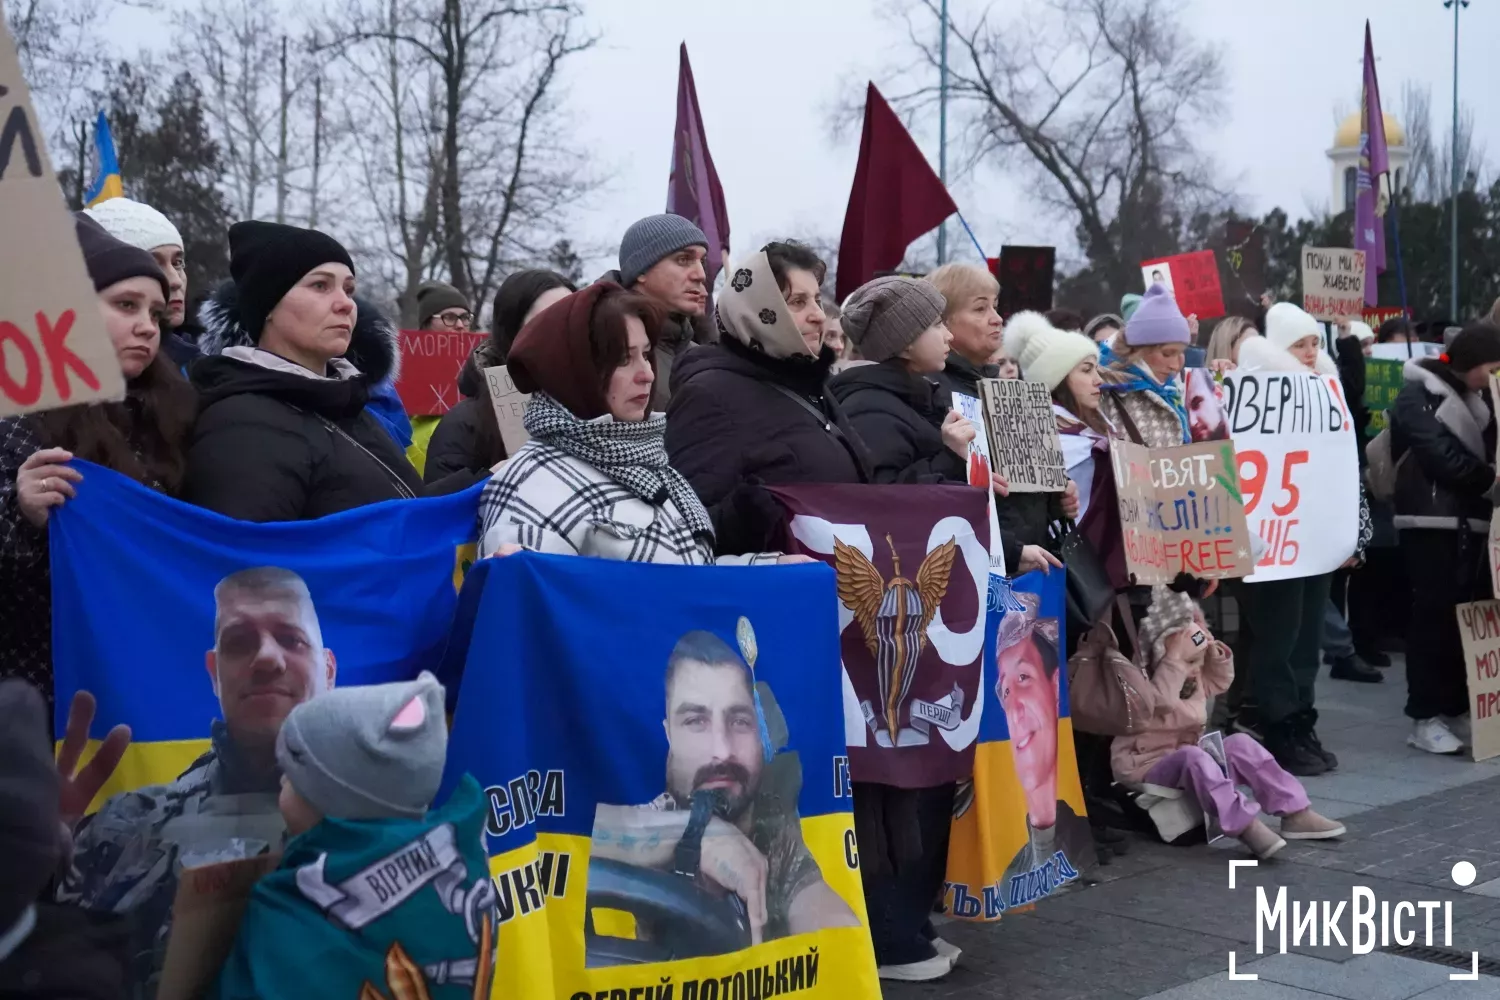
{"left": 185, "top": 221, "right": 477, "bottom": 521}
{"left": 1389, "top": 322, "right": 1500, "bottom": 755}
{"left": 0, "top": 215, "right": 196, "bottom": 704}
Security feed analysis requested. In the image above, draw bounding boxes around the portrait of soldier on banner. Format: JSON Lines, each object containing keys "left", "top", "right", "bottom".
{"left": 1185, "top": 369, "right": 1231, "bottom": 443}
{"left": 587, "top": 622, "right": 859, "bottom": 966}
{"left": 994, "top": 590, "right": 1094, "bottom": 904}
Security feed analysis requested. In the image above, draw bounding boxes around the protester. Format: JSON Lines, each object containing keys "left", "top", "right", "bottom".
{"left": 1098, "top": 284, "right": 1191, "bottom": 448}
{"left": 1084, "top": 313, "right": 1123, "bottom": 345}
{"left": 477, "top": 282, "right": 801, "bottom": 566}
{"left": 1389, "top": 323, "right": 1500, "bottom": 755}
{"left": 404, "top": 281, "right": 474, "bottom": 475}
{"left": 925, "top": 262, "right": 1003, "bottom": 400}
{"left": 187, "top": 222, "right": 476, "bottom": 521}
{"left": 597, "top": 213, "right": 715, "bottom": 411}
{"left": 1377, "top": 317, "right": 1414, "bottom": 345}
{"left": 1113, "top": 587, "right": 1345, "bottom": 859}
{"left": 1044, "top": 307, "right": 1085, "bottom": 334}
{"left": 1119, "top": 293, "right": 1143, "bottom": 323}
{"left": 217, "top": 672, "right": 497, "bottom": 1000}
{"left": 822, "top": 298, "right": 847, "bottom": 357}
{"left": 1350, "top": 320, "right": 1376, "bottom": 357}
{"left": 83, "top": 197, "right": 200, "bottom": 368}
{"left": 992, "top": 346, "right": 1021, "bottom": 380}
{"left": 424, "top": 269, "right": 575, "bottom": 484}
{"left": 1233, "top": 304, "right": 1366, "bottom": 774}
{"left": 1205, "top": 315, "right": 1257, "bottom": 366}
{"left": 0, "top": 214, "right": 194, "bottom": 704}
{"left": 667, "top": 242, "right": 871, "bottom": 556}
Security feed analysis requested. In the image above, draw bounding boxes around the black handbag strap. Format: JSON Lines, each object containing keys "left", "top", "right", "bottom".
{"left": 765, "top": 382, "right": 867, "bottom": 472}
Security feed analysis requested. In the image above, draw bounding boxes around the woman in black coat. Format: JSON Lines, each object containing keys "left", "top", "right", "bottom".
{"left": 423, "top": 269, "right": 575, "bottom": 484}
{"left": 187, "top": 221, "right": 477, "bottom": 522}
{"left": 666, "top": 242, "right": 871, "bottom": 556}
{"left": 1389, "top": 324, "right": 1500, "bottom": 754}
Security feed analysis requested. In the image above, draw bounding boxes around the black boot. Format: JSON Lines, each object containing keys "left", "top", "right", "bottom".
{"left": 1265, "top": 717, "right": 1328, "bottom": 777}
{"left": 1328, "top": 654, "right": 1383, "bottom": 683}
{"left": 1295, "top": 709, "right": 1338, "bottom": 770}
{"left": 1355, "top": 645, "right": 1392, "bottom": 668}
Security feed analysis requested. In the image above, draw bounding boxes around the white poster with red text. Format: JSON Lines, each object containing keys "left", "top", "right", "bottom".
{"left": 1222, "top": 371, "right": 1359, "bottom": 582}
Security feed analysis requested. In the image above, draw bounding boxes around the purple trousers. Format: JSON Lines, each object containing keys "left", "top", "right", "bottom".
{"left": 1143, "top": 734, "right": 1310, "bottom": 836}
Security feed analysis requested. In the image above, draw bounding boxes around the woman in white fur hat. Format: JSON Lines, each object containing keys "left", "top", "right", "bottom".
{"left": 83, "top": 197, "right": 198, "bottom": 367}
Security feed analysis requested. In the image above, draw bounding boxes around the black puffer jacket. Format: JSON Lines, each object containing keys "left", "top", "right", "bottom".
{"left": 666, "top": 336, "right": 872, "bottom": 555}
{"left": 1390, "top": 358, "right": 1498, "bottom": 533}
{"left": 930, "top": 350, "right": 998, "bottom": 401}
{"left": 187, "top": 282, "right": 473, "bottom": 521}
{"left": 830, "top": 361, "right": 966, "bottom": 484}
{"left": 423, "top": 341, "right": 502, "bottom": 484}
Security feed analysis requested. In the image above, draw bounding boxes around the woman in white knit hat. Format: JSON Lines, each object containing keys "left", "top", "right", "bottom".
{"left": 83, "top": 197, "right": 197, "bottom": 367}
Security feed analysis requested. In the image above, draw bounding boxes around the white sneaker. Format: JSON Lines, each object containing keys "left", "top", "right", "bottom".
{"left": 1408, "top": 718, "right": 1464, "bottom": 755}
{"left": 931, "top": 935, "right": 963, "bottom": 964}
{"left": 1441, "top": 714, "right": 1473, "bottom": 746}
{"left": 878, "top": 953, "right": 954, "bottom": 982}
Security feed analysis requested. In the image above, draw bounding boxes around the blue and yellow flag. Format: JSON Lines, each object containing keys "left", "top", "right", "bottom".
{"left": 49, "top": 461, "right": 481, "bottom": 805}
{"left": 84, "top": 110, "right": 123, "bottom": 206}
{"left": 441, "top": 553, "right": 880, "bottom": 998}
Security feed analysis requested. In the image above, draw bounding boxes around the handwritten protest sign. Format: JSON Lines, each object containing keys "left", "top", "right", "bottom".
{"left": 1363, "top": 306, "right": 1407, "bottom": 328}
{"left": 483, "top": 364, "right": 530, "bottom": 455}
{"left": 991, "top": 246, "right": 1055, "bottom": 318}
{"left": 1140, "top": 251, "right": 1225, "bottom": 320}
{"left": 0, "top": 12, "right": 125, "bottom": 418}
{"left": 1364, "top": 357, "right": 1404, "bottom": 438}
{"left": 1456, "top": 601, "right": 1500, "bottom": 762}
{"left": 954, "top": 391, "right": 1005, "bottom": 570}
{"left": 1223, "top": 371, "right": 1360, "bottom": 581}
{"left": 979, "top": 378, "right": 1066, "bottom": 492}
{"left": 395, "top": 329, "right": 485, "bottom": 415}
{"left": 1109, "top": 440, "right": 1253, "bottom": 585}
{"left": 1300, "top": 247, "right": 1367, "bottom": 321}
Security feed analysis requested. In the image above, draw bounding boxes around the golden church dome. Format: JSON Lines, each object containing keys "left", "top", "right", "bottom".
{"left": 1333, "top": 111, "right": 1405, "bottom": 149}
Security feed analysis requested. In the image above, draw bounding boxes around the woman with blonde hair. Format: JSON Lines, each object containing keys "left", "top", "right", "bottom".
{"left": 925, "top": 262, "right": 1003, "bottom": 399}
{"left": 1206, "top": 315, "right": 1258, "bottom": 366}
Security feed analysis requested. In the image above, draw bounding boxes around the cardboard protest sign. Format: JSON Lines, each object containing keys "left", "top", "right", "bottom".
{"left": 0, "top": 12, "right": 125, "bottom": 418}
{"left": 441, "top": 552, "right": 881, "bottom": 997}
{"left": 979, "top": 378, "right": 1066, "bottom": 492}
{"left": 1222, "top": 371, "right": 1360, "bottom": 581}
{"left": 1455, "top": 601, "right": 1500, "bottom": 762}
{"left": 483, "top": 364, "right": 530, "bottom": 455}
{"left": 1488, "top": 518, "right": 1500, "bottom": 601}
{"left": 773, "top": 483, "right": 989, "bottom": 787}
{"left": 158, "top": 854, "right": 281, "bottom": 1000}
{"left": 395, "top": 328, "right": 486, "bottom": 415}
{"left": 1109, "top": 440, "right": 1253, "bottom": 585}
{"left": 1364, "top": 357, "right": 1405, "bottom": 438}
{"left": 945, "top": 570, "right": 1095, "bottom": 922}
{"left": 1141, "top": 251, "right": 1225, "bottom": 320}
{"left": 1300, "top": 247, "right": 1367, "bottom": 321}
{"left": 992, "top": 245, "right": 1055, "bottom": 318}
{"left": 953, "top": 391, "right": 1005, "bottom": 571}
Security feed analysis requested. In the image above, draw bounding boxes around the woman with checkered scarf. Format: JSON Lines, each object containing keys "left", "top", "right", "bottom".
{"left": 476, "top": 283, "right": 806, "bottom": 566}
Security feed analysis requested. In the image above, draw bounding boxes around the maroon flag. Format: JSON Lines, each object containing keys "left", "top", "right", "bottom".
{"left": 835, "top": 83, "right": 958, "bottom": 302}
{"left": 770, "top": 483, "right": 989, "bottom": 787}
{"left": 666, "top": 43, "right": 730, "bottom": 284}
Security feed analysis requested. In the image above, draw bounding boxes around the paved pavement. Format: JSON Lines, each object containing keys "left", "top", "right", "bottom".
{"left": 882, "top": 660, "right": 1500, "bottom": 999}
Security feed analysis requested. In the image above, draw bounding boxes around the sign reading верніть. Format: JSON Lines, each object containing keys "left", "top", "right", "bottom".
{"left": 0, "top": 9, "right": 125, "bottom": 418}
{"left": 1300, "top": 246, "right": 1367, "bottom": 322}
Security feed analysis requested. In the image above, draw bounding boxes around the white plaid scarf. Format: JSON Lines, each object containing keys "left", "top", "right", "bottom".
{"left": 523, "top": 391, "right": 715, "bottom": 540}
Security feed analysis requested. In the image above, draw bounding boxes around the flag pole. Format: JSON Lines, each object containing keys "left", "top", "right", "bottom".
{"left": 955, "top": 211, "right": 986, "bottom": 260}
{"left": 936, "top": 0, "right": 949, "bottom": 265}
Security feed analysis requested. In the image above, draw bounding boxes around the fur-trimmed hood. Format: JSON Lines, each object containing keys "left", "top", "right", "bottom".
{"left": 196, "top": 279, "right": 401, "bottom": 385}
{"left": 1405, "top": 357, "right": 1491, "bottom": 459}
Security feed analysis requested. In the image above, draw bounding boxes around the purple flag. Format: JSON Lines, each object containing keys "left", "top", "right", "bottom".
{"left": 666, "top": 43, "right": 729, "bottom": 284}
{"left": 1354, "top": 20, "right": 1389, "bottom": 306}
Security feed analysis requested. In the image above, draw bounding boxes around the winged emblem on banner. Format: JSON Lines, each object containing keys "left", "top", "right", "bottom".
{"left": 834, "top": 535, "right": 957, "bottom": 746}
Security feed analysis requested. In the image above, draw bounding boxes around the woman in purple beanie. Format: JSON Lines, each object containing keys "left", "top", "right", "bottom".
{"left": 1097, "top": 283, "right": 1192, "bottom": 448}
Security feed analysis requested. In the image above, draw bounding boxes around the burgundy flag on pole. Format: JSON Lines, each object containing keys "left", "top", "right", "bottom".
{"left": 666, "top": 42, "right": 730, "bottom": 284}
{"left": 836, "top": 83, "right": 958, "bottom": 302}
{"left": 1354, "top": 20, "right": 1389, "bottom": 306}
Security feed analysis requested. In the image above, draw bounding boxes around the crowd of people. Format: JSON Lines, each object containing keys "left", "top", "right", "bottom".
{"left": 3, "top": 198, "right": 1500, "bottom": 992}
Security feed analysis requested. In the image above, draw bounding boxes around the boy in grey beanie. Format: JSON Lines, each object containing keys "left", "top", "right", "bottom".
{"left": 276, "top": 671, "right": 448, "bottom": 832}
{"left": 839, "top": 275, "right": 948, "bottom": 362}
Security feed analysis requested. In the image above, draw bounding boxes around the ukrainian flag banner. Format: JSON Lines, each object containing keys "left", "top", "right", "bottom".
{"left": 84, "top": 110, "right": 123, "bottom": 206}
{"left": 943, "top": 569, "right": 1095, "bottom": 922}
{"left": 49, "top": 460, "right": 482, "bottom": 805}
{"left": 441, "top": 553, "right": 880, "bottom": 999}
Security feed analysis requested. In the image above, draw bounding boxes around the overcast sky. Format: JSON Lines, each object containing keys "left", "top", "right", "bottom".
{"left": 101, "top": 0, "right": 1500, "bottom": 281}
{"left": 564, "top": 0, "right": 1500, "bottom": 278}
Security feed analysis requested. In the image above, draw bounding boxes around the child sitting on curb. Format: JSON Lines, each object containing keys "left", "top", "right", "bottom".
{"left": 217, "top": 672, "right": 497, "bottom": 999}
{"left": 1111, "top": 586, "right": 1346, "bottom": 860}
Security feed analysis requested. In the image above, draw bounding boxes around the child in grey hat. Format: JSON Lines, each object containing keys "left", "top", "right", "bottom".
{"left": 218, "top": 672, "right": 498, "bottom": 999}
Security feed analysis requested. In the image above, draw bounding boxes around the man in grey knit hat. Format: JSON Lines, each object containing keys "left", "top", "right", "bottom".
{"left": 596, "top": 212, "right": 717, "bottom": 410}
